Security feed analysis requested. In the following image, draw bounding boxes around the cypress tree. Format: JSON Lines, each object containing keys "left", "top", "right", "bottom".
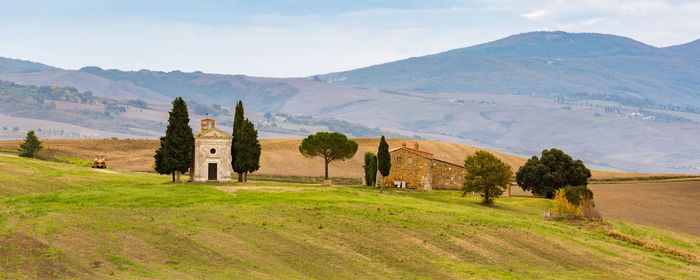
{"left": 364, "top": 152, "right": 377, "bottom": 186}
{"left": 18, "top": 130, "right": 42, "bottom": 158}
{"left": 162, "top": 97, "right": 194, "bottom": 183}
{"left": 231, "top": 100, "right": 245, "bottom": 181}
{"left": 376, "top": 136, "right": 391, "bottom": 193}
{"left": 154, "top": 136, "right": 173, "bottom": 181}
{"left": 233, "top": 119, "right": 261, "bottom": 182}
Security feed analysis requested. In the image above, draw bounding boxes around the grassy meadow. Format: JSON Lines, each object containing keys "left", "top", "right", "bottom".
{"left": 0, "top": 154, "right": 699, "bottom": 279}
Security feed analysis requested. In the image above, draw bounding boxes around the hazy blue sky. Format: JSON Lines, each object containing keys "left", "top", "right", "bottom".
{"left": 1, "top": 0, "right": 698, "bottom": 77}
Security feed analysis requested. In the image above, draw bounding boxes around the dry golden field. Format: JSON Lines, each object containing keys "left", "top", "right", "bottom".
{"left": 0, "top": 138, "right": 689, "bottom": 180}
{"left": 588, "top": 181, "right": 700, "bottom": 236}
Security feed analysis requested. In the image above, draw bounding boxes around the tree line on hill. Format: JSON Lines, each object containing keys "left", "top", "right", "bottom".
{"left": 154, "top": 97, "right": 261, "bottom": 183}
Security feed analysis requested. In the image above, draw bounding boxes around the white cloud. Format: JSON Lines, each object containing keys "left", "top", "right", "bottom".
{"left": 521, "top": 9, "right": 549, "bottom": 21}
{"left": 0, "top": 1, "right": 697, "bottom": 77}
{"left": 518, "top": 0, "right": 700, "bottom": 46}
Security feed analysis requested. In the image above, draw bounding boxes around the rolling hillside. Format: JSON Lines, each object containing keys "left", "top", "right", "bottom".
{"left": 0, "top": 155, "right": 698, "bottom": 279}
{"left": 0, "top": 138, "right": 684, "bottom": 181}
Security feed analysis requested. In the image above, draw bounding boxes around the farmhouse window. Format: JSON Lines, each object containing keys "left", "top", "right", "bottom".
{"left": 408, "top": 157, "right": 412, "bottom": 164}
{"left": 396, "top": 157, "right": 401, "bottom": 165}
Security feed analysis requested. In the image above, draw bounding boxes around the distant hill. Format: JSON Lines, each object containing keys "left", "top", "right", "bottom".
{"left": 2, "top": 31, "right": 700, "bottom": 174}
{"left": 445, "top": 32, "right": 659, "bottom": 58}
{"left": 663, "top": 39, "right": 700, "bottom": 58}
{"left": 78, "top": 67, "right": 300, "bottom": 112}
{"left": 318, "top": 31, "right": 700, "bottom": 109}
{"left": 0, "top": 57, "right": 58, "bottom": 73}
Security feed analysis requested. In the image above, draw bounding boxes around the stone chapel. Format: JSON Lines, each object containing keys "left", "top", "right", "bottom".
{"left": 191, "top": 118, "right": 233, "bottom": 182}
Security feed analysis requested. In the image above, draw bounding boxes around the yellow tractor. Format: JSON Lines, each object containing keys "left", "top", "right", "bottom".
{"left": 91, "top": 155, "right": 106, "bottom": 169}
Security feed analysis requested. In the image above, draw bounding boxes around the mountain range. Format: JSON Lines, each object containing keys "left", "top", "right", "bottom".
{"left": 318, "top": 31, "right": 700, "bottom": 109}
{"left": 0, "top": 31, "right": 699, "bottom": 174}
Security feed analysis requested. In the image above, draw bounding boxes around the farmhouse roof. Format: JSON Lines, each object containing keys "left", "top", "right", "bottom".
{"left": 389, "top": 143, "right": 465, "bottom": 169}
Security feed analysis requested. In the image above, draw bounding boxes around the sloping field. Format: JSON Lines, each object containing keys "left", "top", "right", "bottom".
{"left": 588, "top": 182, "right": 700, "bottom": 236}
{"left": 0, "top": 155, "right": 698, "bottom": 279}
{"left": 0, "top": 138, "right": 684, "bottom": 180}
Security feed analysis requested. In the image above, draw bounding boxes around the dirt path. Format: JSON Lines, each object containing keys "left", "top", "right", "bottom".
{"left": 215, "top": 185, "right": 314, "bottom": 195}
{"left": 0, "top": 153, "right": 18, "bottom": 158}
{"left": 91, "top": 169, "right": 117, "bottom": 174}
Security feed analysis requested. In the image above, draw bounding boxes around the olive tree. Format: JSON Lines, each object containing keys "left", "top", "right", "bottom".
{"left": 462, "top": 150, "right": 512, "bottom": 204}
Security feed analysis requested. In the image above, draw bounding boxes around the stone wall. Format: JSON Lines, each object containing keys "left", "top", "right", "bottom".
{"left": 377, "top": 148, "right": 466, "bottom": 190}
{"left": 378, "top": 149, "right": 431, "bottom": 190}
{"left": 430, "top": 160, "right": 465, "bottom": 190}
{"left": 192, "top": 138, "right": 232, "bottom": 182}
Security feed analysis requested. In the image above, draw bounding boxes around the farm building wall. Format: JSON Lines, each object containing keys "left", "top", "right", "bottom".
{"left": 430, "top": 160, "right": 465, "bottom": 190}
{"left": 377, "top": 145, "right": 465, "bottom": 190}
{"left": 378, "top": 148, "right": 432, "bottom": 190}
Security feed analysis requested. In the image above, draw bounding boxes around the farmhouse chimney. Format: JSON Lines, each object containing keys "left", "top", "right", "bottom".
{"left": 414, "top": 143, "right": 419, "bottom": 150}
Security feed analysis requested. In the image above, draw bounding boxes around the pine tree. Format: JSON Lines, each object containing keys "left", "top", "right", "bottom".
{"left": 161, "top": 97, "right": 194, "bottom": 183}
{"left": 18, "top": 130, "right": 42, "bottom": 158}
{"left": 376, "top": 136, "right": 391, "bottom": 193}
{"left": 232, "top": 119, "right": 261, "bottom": 182}
{"left": 231, "top": 100, "right": 245, "bottom": 181}
{"left": 299, "top": 132, "right": 358, "bottom": 180}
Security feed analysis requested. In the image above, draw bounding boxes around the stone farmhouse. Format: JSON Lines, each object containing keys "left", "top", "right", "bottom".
{"left": 377, "top": 142, "right": 465, "bottom": 190}
{"left": 191, "top": 118, "right": 232, "bottom": 182}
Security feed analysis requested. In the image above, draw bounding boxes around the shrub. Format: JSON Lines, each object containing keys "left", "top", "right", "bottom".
{"left": 563, "top": 186, "right": 593, "bottom": 206}
{"left": 580, "top": 199, "right": 603, "bottom": 221}
{"left": 552, "top": 186, "right": 602, "bottom": 220}
{"left": 552, "top": 189, "right": 582, "bottom": 218}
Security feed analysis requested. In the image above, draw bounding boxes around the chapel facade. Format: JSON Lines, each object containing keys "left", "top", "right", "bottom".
{"left": 191, "top": 119, "right": 233, "bottom": 182}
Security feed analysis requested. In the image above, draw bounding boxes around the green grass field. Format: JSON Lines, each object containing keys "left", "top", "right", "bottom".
{"left": 0, "top": 155, "right": 698, "bottom": 279}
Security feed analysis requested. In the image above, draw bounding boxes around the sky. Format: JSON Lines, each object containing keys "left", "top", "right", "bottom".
{"left": 1, "top": 0, "right": 698, "bottom": 77}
